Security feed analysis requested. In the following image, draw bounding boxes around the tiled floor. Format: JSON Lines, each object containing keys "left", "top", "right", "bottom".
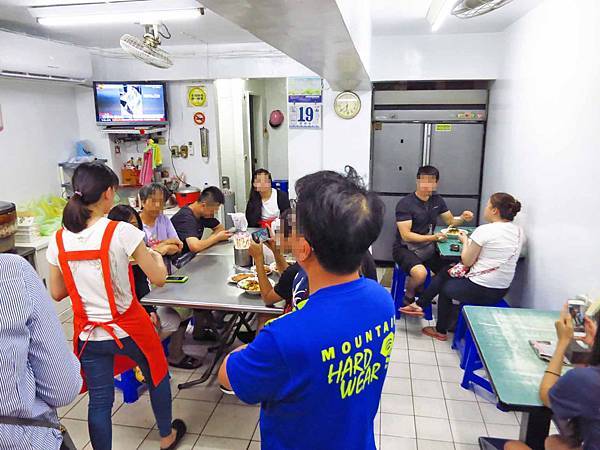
{"left": 56, "top": 307, "right": 545, "bottom": 450}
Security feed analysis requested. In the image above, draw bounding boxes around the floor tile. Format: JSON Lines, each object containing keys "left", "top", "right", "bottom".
{"left": 408, "top": 338, "right": 435, "bottom": 352}
{"left": 415, "top": 416, "right": 453, "bottom": 442}
{"left": 139, "top": 430, "right": 199, "bottom": 449}
{"left": 393, "top": 336, "right": 409, "bottom": 350}
{"left": 177, "top": 380, "right": 224, "bottom": 403}
{"left": 391, "top": 350, "right": 410, "bottom": 363}
{"left": 446, "top": 400, "right": 484, "bottom": 422}
{"left": 61, "top": 418, "right": 90, "bottom": 449}
{"left": 454, "top": 445, "right": 480, "bottom": 450}
{"left": 410, "top": 363, "right": 441, "bottom": 381}
{"left": 65, "top": 393, "right": 123, "bottom": 421}
{"left": 413, "top": 397, "right": 448, "bottom": 419}
{"left": 485, "top": 424, "right": 520, "bottom": 440}
{"left": 409, "top": 350, "right": 438, "bottom": 366}
{"left": 479, "top": 403, "right": 519, "bottom": 425}
{"left": 171, "top": 399, "right": 217, "bottom": 434}
{"left": 412, "top": 379, "right": 444, "bottom": 399}
{"left": 380, "top": 435, "right": 417, "bottom": 450}
{"left": 442, "top": 382, "right": 477, "bottom": 402}
{"left": 202, "top": 403, "right": 260, "bottom": 440}
{"left": 473, "top": 385, "right": 498, "bottom": 404}
{"left": 247, "top": 442, "right": 261, "bottom": 450}
{"left": 417, "top": 439, "right": 455, "bottom": 450}
{"left": 434, "top": 339, "right": 455, "bottom": 354}
{"left": 383, "top": 377, "right": 412, "bottom": 396}
{"left": 192, "top": 436, "right": 250, "bottom": 449}
{"left": 438, "top": 366, "right": 465, "bottom": 383}
{"left": 380, "top": 413, "right": 416, "bottom": 438}
{"left": 111, "top": 396, "right": 159, "bottom": 429}
{"left": 108, "top": 424, "right": 150, "bottom": 450}
{"left": 387, "top": 362, "right": 411, "bottom": 378}
{"left": 380, "top": 394, "right": 414, "bottom": 416}
{"left": 58, "top": 393, "right": 86, "bottom": 418}
{"left": 252, "top": 422, "right": 260, "bottom": 441}
{"left": 450, "top": 420, "right": 488, "bottom": 444}
{"left": 435, "top": 351, "right": 461, "bottom": 367}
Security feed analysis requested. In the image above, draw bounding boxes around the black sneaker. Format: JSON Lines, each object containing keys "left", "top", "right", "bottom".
{"left": 220, "top": 385, "right": 235, "bottom": 395}
{"left": 193, "top": 328, "right": 218, "bottom": 342}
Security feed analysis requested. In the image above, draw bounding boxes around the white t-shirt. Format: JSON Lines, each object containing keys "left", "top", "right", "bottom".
{"left": 468, "top": 221, "right": 523, "bottom": 289}
{"left": 261, "top": 188, "right": 280, "bottom": 221}
{"left": 47, "top": 218, "right": 145, "bottom": 341}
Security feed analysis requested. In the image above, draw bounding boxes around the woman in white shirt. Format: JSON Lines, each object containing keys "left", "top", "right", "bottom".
{"left": 245, "top": 168, "right": 291, "bottom": 228}
{"left": 400, "top": 192, "right": 523, "bottom": 341}
{"left": 47, "top": 162, "right": 186, "bottom": 450}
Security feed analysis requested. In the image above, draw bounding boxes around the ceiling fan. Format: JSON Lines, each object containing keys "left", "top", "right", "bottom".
{"left": 120, "top": 23, "right": 173, "bottom": 69}
{"left": 452, "top": 0, "right": 514, "bottom": 18}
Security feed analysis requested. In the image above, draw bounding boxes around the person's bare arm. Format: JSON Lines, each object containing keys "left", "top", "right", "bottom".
{"left": 265, "top": 237, "right": 289, "bottom": 273}
{"left": 186, "top": 229, "right": 232, "bottom": 253}
{"left": 154, "top": 242, "right": 180, "bottom": 256}
{"left": 132, "top": 243, "right": 167, "bottom": 287}
{"left": 218, "top": 345, "right": 247, "bottom": 390}
{"left": 458, "top": 232, "right": 482, "bottom": 267}
{"left": 248, "top": 241, "right": 284, "bottom": 305}
{"left": 440, "top": 210, "right": 474, "bottom": 227}
{"left": 49, "top": 264, "right": 68, "bottom": 301}
{"left": 539, "top": 308, "right": 573, "bottom": 407}
{"left": 397, "top": 220, "right": 444, "bottom": 244}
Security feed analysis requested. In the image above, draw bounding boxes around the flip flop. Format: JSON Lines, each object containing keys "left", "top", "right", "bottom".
{"left": 168, "top": 355, "right": 202, "bottom": 370}
{"left": 161, "top": 419, "right": 187, "bottom": 450}
{"left": 399, "top": 305, "right": 425, "bottom": 317}
{"left": 422, "top": 326, "right": 448, "bottom": 342}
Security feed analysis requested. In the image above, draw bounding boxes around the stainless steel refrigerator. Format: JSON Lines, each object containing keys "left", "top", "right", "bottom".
{"left": 370, "top": 99, "right": 486, "bottom": 263}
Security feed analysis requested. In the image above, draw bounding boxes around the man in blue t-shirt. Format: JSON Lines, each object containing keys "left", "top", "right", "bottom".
{"left": 219, "top": 171, "right": 395, "bottom": 450}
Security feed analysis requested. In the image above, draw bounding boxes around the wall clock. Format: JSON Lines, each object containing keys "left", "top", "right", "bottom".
{"left": 334, "top": 91, "right": 361, "bottom": 119}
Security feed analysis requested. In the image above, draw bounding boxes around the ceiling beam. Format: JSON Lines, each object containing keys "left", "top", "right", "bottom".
{"left": 199, "top": 0, "right": 371, "bottom": 91}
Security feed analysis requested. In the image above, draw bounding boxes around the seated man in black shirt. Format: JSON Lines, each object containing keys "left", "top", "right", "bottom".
{"left": 171, "top": 186, "right": 233, "bottom": 341}
{"left": 394, "top": 166, "right": 473, "bottom": 306}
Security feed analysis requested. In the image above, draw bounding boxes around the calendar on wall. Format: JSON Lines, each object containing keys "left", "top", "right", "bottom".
{"left": 288, "top": 77, "right": 322, "bottom": 129}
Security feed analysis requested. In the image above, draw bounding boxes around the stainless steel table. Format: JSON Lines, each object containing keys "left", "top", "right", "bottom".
{"left": 143, "top": 243, "right": 282, "bottom": 388}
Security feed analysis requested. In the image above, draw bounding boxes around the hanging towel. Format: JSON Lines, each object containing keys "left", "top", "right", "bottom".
{"left": 139, "top": 148, "right": 154, "bottom": 185}
{"left": 147, "top": 139, "right": 163, "bottom": 168}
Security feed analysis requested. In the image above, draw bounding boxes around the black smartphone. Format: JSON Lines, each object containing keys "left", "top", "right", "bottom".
{"left": 450, "top": 243, "right": 460, "bottom": 252}
{"left": 165, "top": 275, "right": 189, "bottom": 283}
{"left": 251, "top": 228, "right": 270, "bottom": 244}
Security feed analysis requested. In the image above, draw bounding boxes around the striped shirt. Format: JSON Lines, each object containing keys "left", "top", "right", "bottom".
{"left": 0, "top": 255, "right": 82, "bottom": 450}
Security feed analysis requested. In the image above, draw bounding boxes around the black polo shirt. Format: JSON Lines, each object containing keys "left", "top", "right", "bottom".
{"left": 171, "top": 206, "right": 220, "bottom": 254}
{"left": 394, "top": 193, "right": 448, "bottom": 250}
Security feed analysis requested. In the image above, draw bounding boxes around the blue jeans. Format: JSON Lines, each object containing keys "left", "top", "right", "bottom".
{"left": 78, "top": 337, "right": 172, "bottom": 450}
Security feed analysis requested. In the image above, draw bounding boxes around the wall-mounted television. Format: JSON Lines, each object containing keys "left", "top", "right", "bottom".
{"left": 93, "top": 81, "right": 168, "bottom": 126}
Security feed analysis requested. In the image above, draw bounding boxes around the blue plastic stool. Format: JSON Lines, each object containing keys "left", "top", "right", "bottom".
{"left": 391, "top": 264, "right": 433, "bottom": 320}
{"left": 113, "top": 337, "right": 172, "bottom": 404}
{"left": 452, "top": 299, "right": 510, "bottom": 368}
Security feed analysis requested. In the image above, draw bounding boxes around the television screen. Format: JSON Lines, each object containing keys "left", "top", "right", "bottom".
{"left": 94, "top": 81, "right": 168, "bottom": 125}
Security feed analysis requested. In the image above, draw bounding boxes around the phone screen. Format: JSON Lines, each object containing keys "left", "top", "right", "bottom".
{"left": 252, "top": 228, "right": 270, "bottom": 243}
{"left": 568, "top": 302, "right": 587, "bottom": 334}
{"left": 166, "top": 276, "right": 188, "bottom": 282}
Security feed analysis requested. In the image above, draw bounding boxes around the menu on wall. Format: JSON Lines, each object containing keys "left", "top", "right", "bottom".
{"left": 288, "top": 77, "right": 322, "bottom": 129}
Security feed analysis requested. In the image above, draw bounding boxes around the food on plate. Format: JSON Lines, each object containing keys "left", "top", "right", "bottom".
{"left": 238, "top": 278, "right": 261, "bottom": 292}
{"left": 446, "top": 228, "right": 460, "bottom": 235}
{"left": 230, "top": 273, "right": 254, "bottom": 283}
{"left": 252, "top": 264, "right": 272, "bottom": 275}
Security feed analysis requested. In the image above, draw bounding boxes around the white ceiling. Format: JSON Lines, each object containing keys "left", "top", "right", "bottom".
{"left": 0, "top": 0, "right": 259, "bottom": 48}
{"left": 370, "top": 0, "right": 546, "bottom": 35}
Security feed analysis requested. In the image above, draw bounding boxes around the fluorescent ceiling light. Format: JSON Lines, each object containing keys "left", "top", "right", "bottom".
{"left": 426, "top": 0, "right": 457, "bottom": 32}
{"left": 37, "top": 9, "right": 201, "bottom": 26}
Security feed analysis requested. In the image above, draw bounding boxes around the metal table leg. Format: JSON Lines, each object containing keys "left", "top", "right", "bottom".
{"left": 178, "top": 312, "right": 245, "bottom": 389}
{"left": 519, "top": 408, "right": 552, "bottom": 450}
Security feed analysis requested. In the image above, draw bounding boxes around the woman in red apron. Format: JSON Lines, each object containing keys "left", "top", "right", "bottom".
{"left": 47, "top": 162, "right": 186, "bottom": 450}
{"left": 245, "top": 168, "right": 291, "bottom": 228}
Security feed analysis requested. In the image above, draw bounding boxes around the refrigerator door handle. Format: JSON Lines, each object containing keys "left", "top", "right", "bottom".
{"left": 423, "top": 123, "right": 432, "bottom": 165}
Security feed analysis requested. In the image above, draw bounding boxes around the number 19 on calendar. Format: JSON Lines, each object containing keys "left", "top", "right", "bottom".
{"left": 289, "top": 103, "right": 322, "bottom": 129}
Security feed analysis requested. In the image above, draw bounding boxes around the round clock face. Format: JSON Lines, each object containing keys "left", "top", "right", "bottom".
{"left": 334, "top": 91, "right": 361, "bottom": 119}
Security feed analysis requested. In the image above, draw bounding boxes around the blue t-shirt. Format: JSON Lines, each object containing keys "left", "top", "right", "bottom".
{"left": 227, "top": 277, "right": 395, "bottom": 450}
{"left": 549, "top": 365, "right": 600, "bottom": 450}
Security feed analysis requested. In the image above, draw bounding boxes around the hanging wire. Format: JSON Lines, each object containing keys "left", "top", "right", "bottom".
{"left": 158, "top": 23, "right": 172, "bottom": 40}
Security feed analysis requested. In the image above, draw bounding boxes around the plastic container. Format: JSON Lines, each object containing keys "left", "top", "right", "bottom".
{"left": 175, "top": 186, "right": 200, "bottom": 207}
{"left": 272, "top": 179, "right": 289, "bottom": 193}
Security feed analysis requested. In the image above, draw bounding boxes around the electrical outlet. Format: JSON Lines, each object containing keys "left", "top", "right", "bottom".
{"left": 170, "top": 145, "right": 179, "bottom": 157}
{"left": 188, "top": 141, "right": 194, "bottom": 156}
{"left": 180, "top": 145, "right": 189, "bottom": 158}
{"left": 157, "top": 137, "right": 166, "bottom": 145}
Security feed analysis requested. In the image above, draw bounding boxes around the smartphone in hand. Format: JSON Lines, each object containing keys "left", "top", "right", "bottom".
{"left": 251, "top": 228, "right": 270, "bottom": 244}
{"left": 568, "top": 299, "right": 588, "bottom": 338}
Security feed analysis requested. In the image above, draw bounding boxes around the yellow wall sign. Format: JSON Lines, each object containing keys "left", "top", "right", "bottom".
{"left": 435, "top": 124, "right": 452, "bottom": 132}
{"left": 187, "top": 86, "right": 207, "bottom": 107}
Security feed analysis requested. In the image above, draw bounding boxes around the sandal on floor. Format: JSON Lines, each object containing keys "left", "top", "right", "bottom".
{"left": 399, "top": 304, "right": 424, "bottom": 317}
{"left": 422, "top": 326, "right": 448, "bottom": 342}
{"left": 161, "top": 419, "right": 187, "bottom": 450}
{"left": 168, "top": 355, "right": 202, "bottom": 370}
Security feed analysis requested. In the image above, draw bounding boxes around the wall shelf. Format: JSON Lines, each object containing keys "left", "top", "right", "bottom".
{"left": 99, "top": 126, "right": 168, "bottom": 135}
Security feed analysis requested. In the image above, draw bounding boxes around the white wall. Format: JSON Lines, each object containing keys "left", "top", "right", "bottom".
{"left": 370, "top": 33, "right": 502, "bottom": 81}
{"left": 0, "top": 79, "right": 79, "bottom": 205}
{"left": 482, "top": 0, "right": 600, "bottom": 309}
{"left": 264, "top": 78, "right": 288, "bottom": 180}
{"left": 74, "top": 86, "right": 111, "bottom": 161}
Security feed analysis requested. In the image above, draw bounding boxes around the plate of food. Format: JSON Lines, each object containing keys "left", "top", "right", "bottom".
{"left": 228, "top": 272, "right": 255, "bottom": 284}
{"left": 251, "top": 264, "right": 273, "bottom": 276}
{"left": 236, "top": 277, "right": 274, "bottom": 295}
{"left": 441, "top": 227, "right": 469, "bottom": 239}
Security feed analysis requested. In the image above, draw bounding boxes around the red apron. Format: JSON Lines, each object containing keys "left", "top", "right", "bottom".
{"left": 56, "top": 220, "right": 168, "bottom": 392}
{"left": 258, "top": 218, "right": 276, "bottom": 229}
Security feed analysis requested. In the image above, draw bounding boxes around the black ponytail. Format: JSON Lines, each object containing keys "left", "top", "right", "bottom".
{"left": 63, "top": 162, "right": 119, "bottom": 233}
